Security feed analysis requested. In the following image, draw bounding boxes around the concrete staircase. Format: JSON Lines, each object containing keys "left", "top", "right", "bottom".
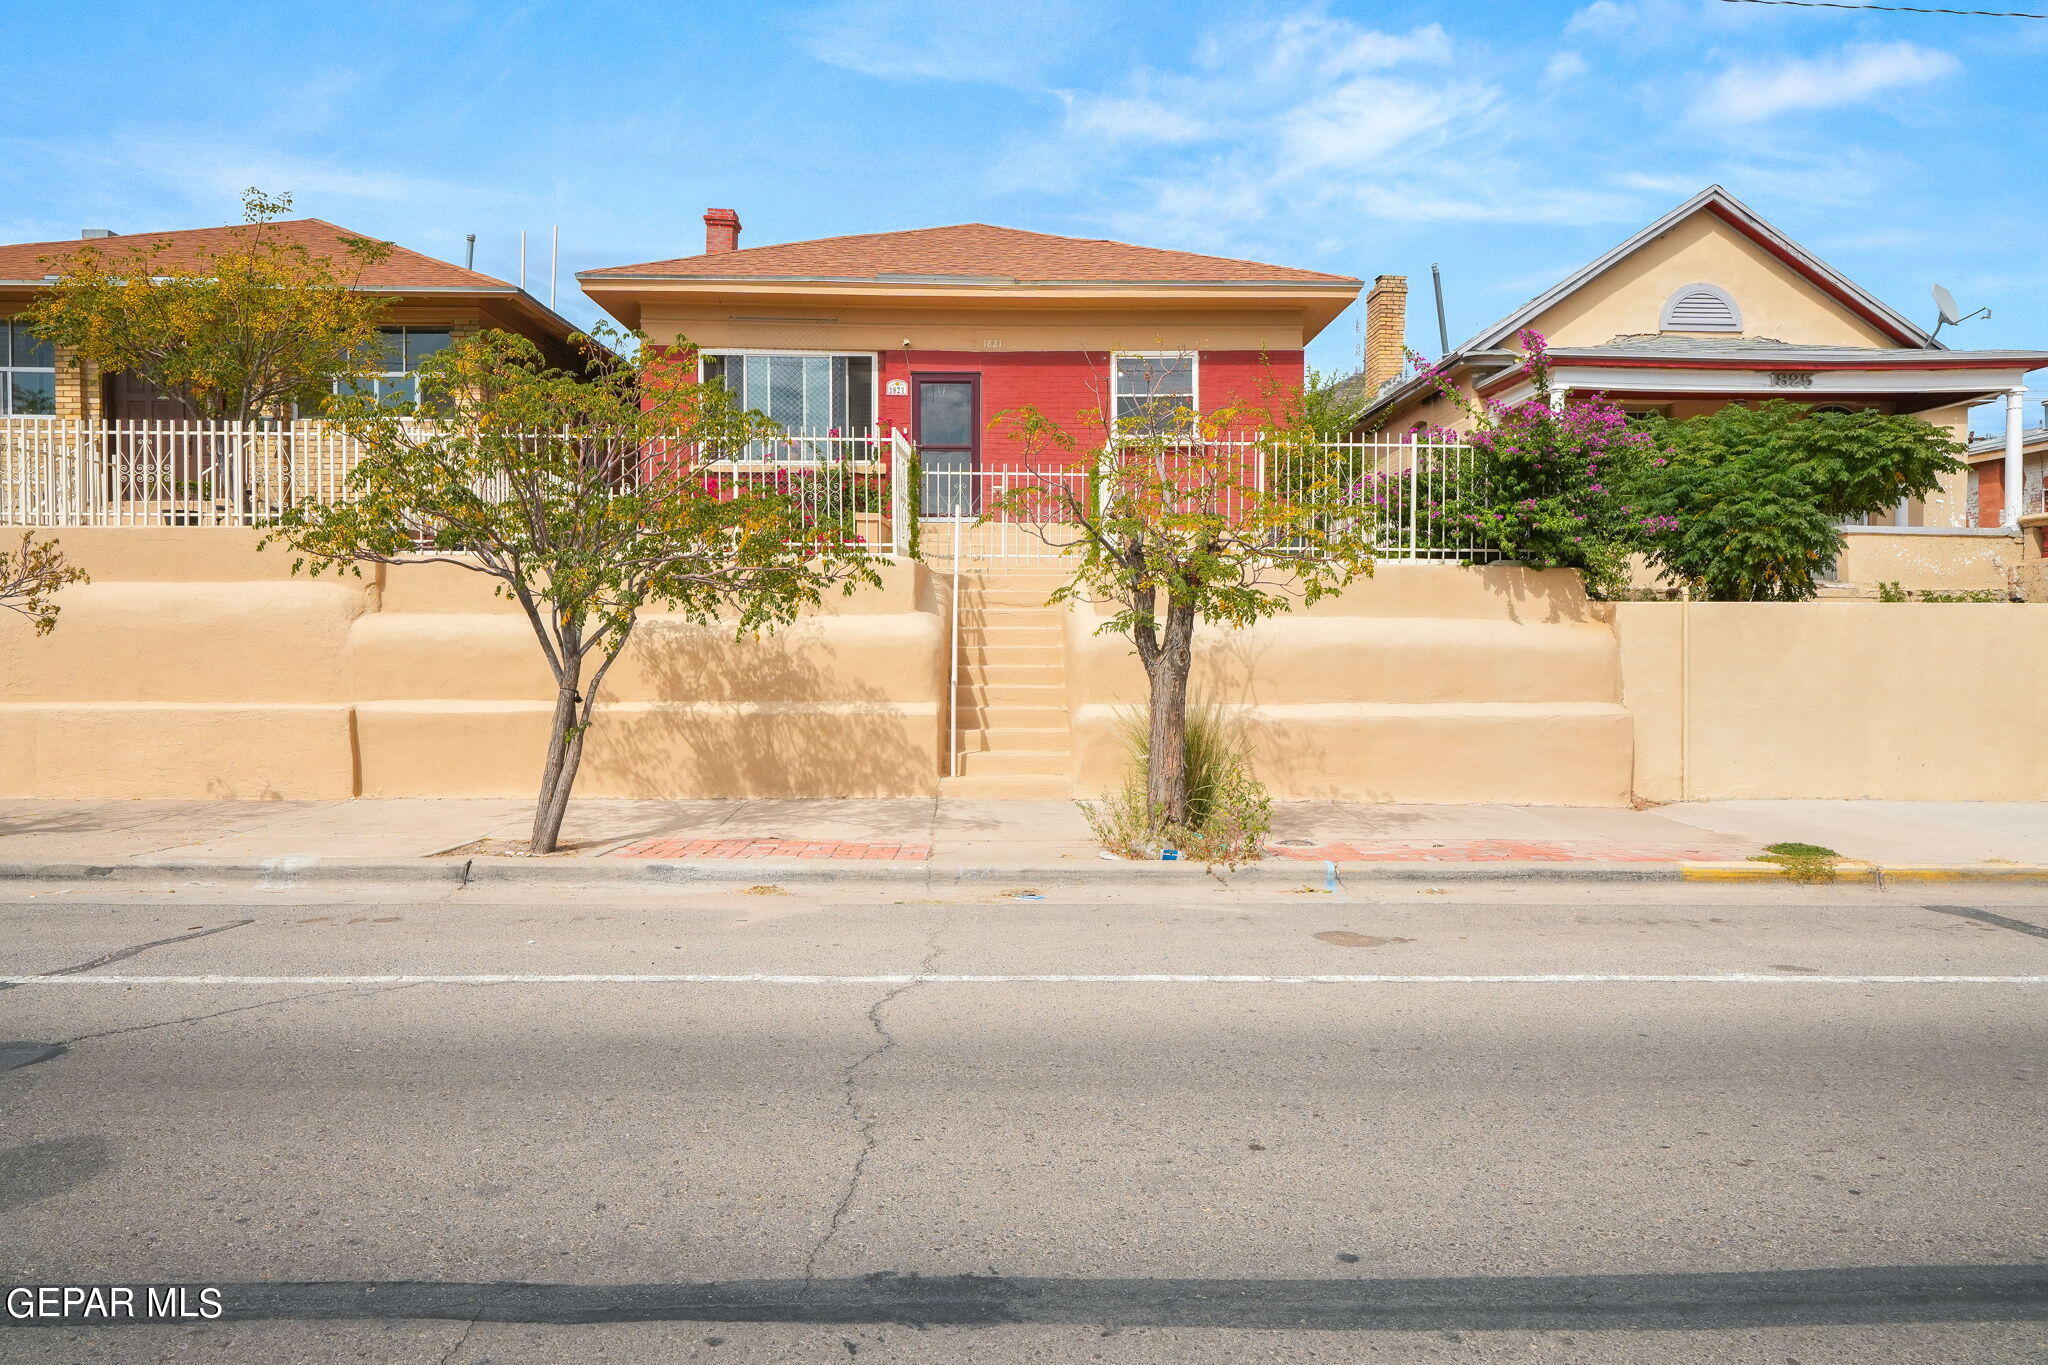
{"left": 938, "top": 569, "right": 1073, "bottom": 799}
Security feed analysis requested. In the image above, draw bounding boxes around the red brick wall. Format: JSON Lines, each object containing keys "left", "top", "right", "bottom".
{"left": 878, "top": 349, "right": 1304, "bottom": 466}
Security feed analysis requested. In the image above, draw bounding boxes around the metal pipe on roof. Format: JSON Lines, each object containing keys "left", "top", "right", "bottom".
{"left": 1431, "top": 263, "right": 1450, "bottom": 357}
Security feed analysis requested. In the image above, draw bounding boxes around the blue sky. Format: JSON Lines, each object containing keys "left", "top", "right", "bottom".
{"left": 6, "top": 0, "right": 2045, "bottom": 426}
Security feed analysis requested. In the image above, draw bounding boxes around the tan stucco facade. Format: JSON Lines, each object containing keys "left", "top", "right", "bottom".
{"left": 634, "top": 297, "right": 1324, "bottom": 358}
{"left": 1523, "top": 209, "right": 1896, "bottom": 349}
{"left": 5, "top": 530, "right": 2045, "bottom": 806}
{"left": 0, "top": 530, "right": 944, "bottom": 800}
{"left": 1617, "top": 600, "right": 2048, "bottom": 801}
{"left": 1063, "top": 563, "right": 1636, "bottom": 805}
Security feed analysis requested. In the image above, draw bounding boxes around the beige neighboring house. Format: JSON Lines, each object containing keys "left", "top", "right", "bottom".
{"left": 1352, "top": 186, "right": 2048, "bottom": 592}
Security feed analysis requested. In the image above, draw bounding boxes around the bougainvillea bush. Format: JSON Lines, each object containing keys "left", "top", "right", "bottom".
{"left": 1411, "top": 331, "right": 1674, "bottom": 597}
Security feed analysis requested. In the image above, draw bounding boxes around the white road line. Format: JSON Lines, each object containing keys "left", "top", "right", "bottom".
{"left": 4, "top": 973, "right": 2048, "bottom": 986}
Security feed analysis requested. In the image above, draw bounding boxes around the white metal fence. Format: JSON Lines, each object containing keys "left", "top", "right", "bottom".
{"left": 916, "top": 438, "right": 1494, "bottom": 564}
{"left": 0, "top": 420, "right": 1495, "bottom": 565}
{"left": 0, "top": 418, "right": 910, "bottom": 555}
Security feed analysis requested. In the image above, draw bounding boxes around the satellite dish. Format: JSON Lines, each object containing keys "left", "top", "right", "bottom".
{"left": 1933, "top": 284, "right": 1962, "bottom": 326}
{"left": 1928, "top": 284, "right": 1989, "bottom": 341}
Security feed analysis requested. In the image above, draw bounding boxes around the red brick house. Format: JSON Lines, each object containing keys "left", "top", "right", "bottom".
{"left": 578, "top": 210, "right": 1359, "bottom": 482}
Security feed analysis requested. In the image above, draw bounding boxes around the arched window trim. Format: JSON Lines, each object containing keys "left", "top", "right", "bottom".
{"left": 1659, "top": 282, "right": 1742, "bottom": 333}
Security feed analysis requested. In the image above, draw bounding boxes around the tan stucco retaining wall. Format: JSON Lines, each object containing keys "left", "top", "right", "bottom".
{"left": 1830, "top": 530, "right": 2020, "bottom": 597}
{"left": 1616, "top": 601, "right": 2048, "bottom": 801}
{"left": 1062, "top": 563, "right": 1637, "bottom": 806}
{"left": 8, "top": 532, "right": 2044, "bottom": 806}
{"left": 0, "top": 529, "right": 945, "bottom": 799}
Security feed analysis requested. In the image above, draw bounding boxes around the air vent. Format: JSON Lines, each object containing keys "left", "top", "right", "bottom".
{"left": 1660, "top": 283, "right": 1741, "bottom": 333}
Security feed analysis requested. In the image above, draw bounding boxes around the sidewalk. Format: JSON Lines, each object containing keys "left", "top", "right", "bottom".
{"left": 1, "top": 796, "right": 2045, "bottom": 885}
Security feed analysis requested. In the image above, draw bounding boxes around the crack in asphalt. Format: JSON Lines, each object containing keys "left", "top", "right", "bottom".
{"left": 802, "top": 920, "right": 949, "bottom": 1292}
{"left": 60, "top": 982, "right": 426, "bottom": 1048}
{"left": 436, "top": 1315, "right": 479, "bottom": 1363}
{"left": 9, "top": 918, "right": 256, "bottom": 988}
{"left": 1927, "top": 903, "right": 2048, "bottom": 943}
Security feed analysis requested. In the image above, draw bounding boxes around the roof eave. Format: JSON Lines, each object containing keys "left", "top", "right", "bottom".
{"left": 1454, "top": 185, "right": 1938, "bottom": 357}
{"left": 577, "top": 273, "right": 1358, "bottom": 289}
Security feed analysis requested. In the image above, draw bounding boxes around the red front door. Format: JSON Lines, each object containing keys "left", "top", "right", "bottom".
{"left": 913, "top": 374, "right": 979, "bottom": 517}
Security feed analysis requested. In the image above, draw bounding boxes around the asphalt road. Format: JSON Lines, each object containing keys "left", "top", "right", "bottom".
{"left": 2, "top": 878, "right": 2046, "bottom": 1362}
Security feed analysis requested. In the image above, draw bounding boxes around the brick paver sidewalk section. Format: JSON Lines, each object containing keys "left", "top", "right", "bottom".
{"left": 1273, "top": 839, "right": 1759, "bottom": 863}
{"left": 610, "top": 838, "right": 933, "bottom": 861}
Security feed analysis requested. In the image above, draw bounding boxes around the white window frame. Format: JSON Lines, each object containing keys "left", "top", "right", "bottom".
{"left": 363, "top": 326, "right": 453, "bottom": 408}
{"left": 696, "top": 348, "right": 881, "bottom": 436}
{"left": 1, "top": 319, "right": 57, "bottom": 418}
{"left": 1110, "top": 350, "right": 1200, "bottom": 437}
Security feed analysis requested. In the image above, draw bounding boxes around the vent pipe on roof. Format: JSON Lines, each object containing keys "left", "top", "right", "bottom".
{"left": 704, "top": 208, "right": 741, "bottom": 255}
{"left": 464, "top": 234, "right": 476, "bottom": 271}
{"left": 80, "top": 228, "right": 115, "bottom": 239}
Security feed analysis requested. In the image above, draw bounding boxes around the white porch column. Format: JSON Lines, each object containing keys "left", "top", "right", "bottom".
{"left": 2005, "top": 388, "right": 2027, "bottom": 528}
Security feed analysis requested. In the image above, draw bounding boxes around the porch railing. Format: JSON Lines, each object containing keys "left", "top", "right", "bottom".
{"left": 917, "top": 437, "right": 1494, "bottom": 564}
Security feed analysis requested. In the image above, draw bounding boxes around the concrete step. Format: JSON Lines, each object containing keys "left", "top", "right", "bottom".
{"left": 959, "top": 726, "right": 1070, "bottom": 754}
{"left": 957, "top": 606, "right": 1062, "bottom": 628}
{"left": 958, "top": 588, "right": 1061, "bottom": 608}
{"left": 959, "top": 624, "right": 1063, "bottom": 645}
{"left": 956, "top": 703, "right": 1068, "bottom": 730}
{"left": 959, "top": 749, "right": 1071, "bottom": 777}
{"left": 938, "top": 773, "right": 1074, "bottom": 799}
{"left": 970, "top": 662, "right": 1064, "bottom": 687}
{"left": 954, "top": 650, "right": 1056, "bottom": 671}
{"left": 958, "top": 682, "right": 1066, "bottom": 707}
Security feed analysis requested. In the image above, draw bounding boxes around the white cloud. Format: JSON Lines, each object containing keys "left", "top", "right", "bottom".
{"left": 1060, "top": 94, "right": 1207, "bottom": 145}
{"left": 991, "top": 13, "right": 1643, "bottom": 255}
{"left": 1567, "top": 0, "right": 1690, "bottom": 40}
{"left": 796, "top": 0, "right": 1092, "bottom": 87}
{"left": 1545, "top": 51, "right": 1589, "bottom": 83}
{"left": 1692, "top": 42, "right": 1961, "bottom": 124}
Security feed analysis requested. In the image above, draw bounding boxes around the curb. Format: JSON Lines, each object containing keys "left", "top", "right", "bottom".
{"left": 1, "top": 856, "right": 2044, "bottom": 890}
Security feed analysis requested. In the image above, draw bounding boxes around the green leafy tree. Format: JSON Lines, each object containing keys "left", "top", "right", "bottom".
{"left": 1634, "top": 401, "right": 1965, "bottom": 601}
{"left": 265, "top": 328, "right": 881, "bottom": 853}
{"left": 1297, "top": 366, "right": 1365, "bottom": 441}
{"left": 989, "top": 396, "right": 1374, "bottom": 834}
{"left": 0, "top": 532, "right": 89, "bottom": 635}
{"left": 22, "top": 188, "right": 393, "bottom": 422}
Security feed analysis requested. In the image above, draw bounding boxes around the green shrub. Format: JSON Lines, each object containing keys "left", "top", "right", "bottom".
{"left": 1632, "top": 403, "right": 1965, "bottom": 601}
{"left": 1754, "top": 841, "right": 1842, "bottom": 884}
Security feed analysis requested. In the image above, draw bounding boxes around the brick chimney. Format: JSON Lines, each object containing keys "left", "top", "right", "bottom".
{"left": 1364, "top": 275, "right": 1408, "bottom": 393}
{"left": 703, "top": 208, "right": 741, "bottom": 255}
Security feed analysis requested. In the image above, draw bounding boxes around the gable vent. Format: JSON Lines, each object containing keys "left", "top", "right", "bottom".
{"left": 1661, "top": 283, "right": 1741, "bottom": 333}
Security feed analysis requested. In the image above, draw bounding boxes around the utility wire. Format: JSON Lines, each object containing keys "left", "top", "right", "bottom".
{"left": 1718, "top": 0, "right": 2044, "bottom": 16}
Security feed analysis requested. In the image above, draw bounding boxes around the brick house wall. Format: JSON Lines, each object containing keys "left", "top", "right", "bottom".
{"left": 876, "top": 348, "right": 1306, "bottom": 465}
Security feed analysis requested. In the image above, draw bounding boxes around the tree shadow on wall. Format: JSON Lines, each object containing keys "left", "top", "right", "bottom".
{"left": 594, "top": 616, "right": 935, "bottom": 802}
{"left": 1476, "top": 563, "right": 1605, "bottom": 627}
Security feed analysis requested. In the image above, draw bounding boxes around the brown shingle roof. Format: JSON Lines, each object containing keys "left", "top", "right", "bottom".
{"left": 0, "top": 218, "right": 511, "bottom": 291}
{"left": 581, "top": 223, "right": 1357, "bottom": 286}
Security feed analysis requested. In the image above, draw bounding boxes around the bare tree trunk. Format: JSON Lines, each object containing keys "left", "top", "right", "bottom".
{"left": 532, "top": 720, "right": 587, "bottom": 854}
{"left": 1144, "top": 600, "right": 1197, "bottom": 830}
{"left": 531, "top": 677, "right": 581, "bottom": 853}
